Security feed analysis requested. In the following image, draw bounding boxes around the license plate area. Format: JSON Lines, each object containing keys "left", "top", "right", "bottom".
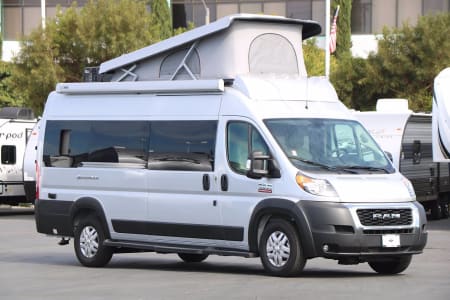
{"left": 382, "top": 234, "right": 401, "bottom": 248}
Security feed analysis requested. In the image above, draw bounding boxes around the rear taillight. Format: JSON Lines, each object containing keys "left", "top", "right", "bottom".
{"left": 35, "top": 160, "right": 40, "bottom": 201}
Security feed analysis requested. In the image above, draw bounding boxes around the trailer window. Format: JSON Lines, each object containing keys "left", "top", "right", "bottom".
{"left": 1, "top": 145, "right": 16, "bottom": 164}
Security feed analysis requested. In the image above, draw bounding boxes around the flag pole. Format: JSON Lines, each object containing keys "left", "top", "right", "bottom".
{"left": 325, "top": 0, "right": 331, "bottom": 77}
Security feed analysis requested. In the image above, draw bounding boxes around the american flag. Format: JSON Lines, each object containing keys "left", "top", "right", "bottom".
{"left": 329, "top": 6, "right": 340, "bottom": 54}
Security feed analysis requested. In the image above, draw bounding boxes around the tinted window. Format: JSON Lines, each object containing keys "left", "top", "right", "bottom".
{"left": 89, "top": 121, "right": 149, "bottom": 164}
{"left": 1, "top": 145, "right": 16, "bottom": 164}
{"left": 43, "top": 121, "right": 149, "bottom": 167}
{"left": 227, "top": 122, "right": 269, "bottom": 174}
{"left": 147, "top": 121, "right": 217, "bottom": 171}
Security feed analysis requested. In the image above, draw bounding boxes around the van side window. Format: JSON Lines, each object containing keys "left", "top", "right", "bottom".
{"left": 227, "top": 122, "right": 269, "bottom": 174}
{"left": 1, "top": 145, "right": 16, "bottom": 164}
{"left": 43, "top": 121, "right": 149, "bottom": 167}
{"left": 89, "top": 121, "right": 149, "bottom": 164}
{"left": 147, "top": 121, "right": 217, "bottom": 171}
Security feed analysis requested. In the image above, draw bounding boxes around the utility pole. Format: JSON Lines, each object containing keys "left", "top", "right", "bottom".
{"left": 41, "top": 0, "right": 46, "bottom": 29}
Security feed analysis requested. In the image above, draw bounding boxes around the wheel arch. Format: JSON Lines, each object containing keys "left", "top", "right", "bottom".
{"left": 70, "top": 197, "right": 111, "bottom": 239}
{"left": 248, "top": 198, "right": 316, "bottom": 258}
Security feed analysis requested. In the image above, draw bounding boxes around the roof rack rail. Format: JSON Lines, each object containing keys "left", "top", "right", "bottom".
{"left": 56, "top": 79, "right": 225, "bottom": 95}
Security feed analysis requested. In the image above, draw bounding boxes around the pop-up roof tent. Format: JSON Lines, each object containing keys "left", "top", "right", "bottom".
{"left": 97, "top": 14, "right": 321, "bottom": 82}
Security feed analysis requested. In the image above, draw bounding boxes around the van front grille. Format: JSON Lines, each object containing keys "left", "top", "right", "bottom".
{"left": 357, "top": 208, "right": 412, "bottom": 226}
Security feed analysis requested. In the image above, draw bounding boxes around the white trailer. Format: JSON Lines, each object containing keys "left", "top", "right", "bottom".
{"left": 432, "top": 68, "right": 450, "bottom": 161}
{"left": 0, "top": 107, "right": 37, "bottom": 205}
{"left": 355, "top": 99, "right": 450, "bottom": 219}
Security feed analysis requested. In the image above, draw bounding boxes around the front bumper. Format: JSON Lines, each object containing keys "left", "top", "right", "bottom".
{"left": 299, "top": 201, "right": 428, "bottom": 261}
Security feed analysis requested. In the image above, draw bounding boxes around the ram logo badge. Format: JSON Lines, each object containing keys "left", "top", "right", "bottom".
{"left": 372, "top": 213, "right": 401, "bottom": 220}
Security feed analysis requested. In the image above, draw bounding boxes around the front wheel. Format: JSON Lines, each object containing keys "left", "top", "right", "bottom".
{"left": 74, "top": 215, "right": 113, "bottom": 267}
{"left": 259, "top": 219, "right": 306, "bottom": 277}
{"left": 368, "top": 255, "right": 412, "bottom": 274}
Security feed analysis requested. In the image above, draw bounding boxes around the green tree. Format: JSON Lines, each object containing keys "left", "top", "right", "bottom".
{"left": 0, "top": 61, "right": 23, "bottom": 107}
{"left": 362, "top": 13, "right": 450, "bottom": 111}
{"left": 149, "top": 0, "right": 173, "bottom": 40}
{"left": 303, "top": 38, "right": 336, "bottom": 77}
{"left": 10, "top": 0, "right": 159, "bottom": 115}
{"left": 331, "top": 13, "right": 450, "bottom": 111}
{"left": 332, "top": 0, "right": 352, "bottom": 59}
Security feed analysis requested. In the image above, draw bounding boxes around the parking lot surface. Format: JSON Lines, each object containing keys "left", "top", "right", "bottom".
{"left": 0, "top": 211, "right": 449, "bottom": 300}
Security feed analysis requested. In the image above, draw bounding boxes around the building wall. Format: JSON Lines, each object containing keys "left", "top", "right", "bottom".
{"left": 172, "top": 0, "right": 449, "bottom": 32}
{"left": 1, "top": 0, "right": 450, "bottom": 61}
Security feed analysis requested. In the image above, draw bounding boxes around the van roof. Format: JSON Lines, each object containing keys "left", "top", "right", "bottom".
{"left": 98, "top": 14, "right": 321, "bottom": 80}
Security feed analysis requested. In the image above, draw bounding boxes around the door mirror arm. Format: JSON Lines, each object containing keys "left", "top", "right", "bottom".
{"left": 246, "top": 151, "right": 281, "bottom": 179}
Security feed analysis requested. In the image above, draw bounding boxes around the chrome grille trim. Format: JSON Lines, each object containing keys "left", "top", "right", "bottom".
{"left": 345, "top": 202, "right": 421, "bottom": 233}
{"left": 356, "top": 208, "right": 412, "bottom": 226}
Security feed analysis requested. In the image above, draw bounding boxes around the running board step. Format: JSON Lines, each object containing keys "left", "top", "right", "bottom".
{"left": 104, "top": 239, "right": 257, "bottom": 258}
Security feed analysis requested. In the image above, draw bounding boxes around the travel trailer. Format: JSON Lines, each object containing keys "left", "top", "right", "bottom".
{"left": 433, "top": 68, "right": 450, "bottom": 161}
{"left": 35, "top": 14, "right": 427, "bottom": 277}
{"left": 355, "top": 99, "right": 450, "bottom": 220}
{"left": 0, "top": 107, "right": 37, "bottom": 205}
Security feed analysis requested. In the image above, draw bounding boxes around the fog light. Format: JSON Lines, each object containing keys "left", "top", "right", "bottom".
{"left": 323, "top": 244, "right": 329, "bottom": 252}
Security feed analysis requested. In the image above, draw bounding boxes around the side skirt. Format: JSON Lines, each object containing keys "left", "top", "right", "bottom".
{"left": 103, "top": 239, "right": 258, "bottom": 258}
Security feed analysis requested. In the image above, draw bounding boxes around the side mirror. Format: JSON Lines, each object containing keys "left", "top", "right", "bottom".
{"left": 246, "top": 151, "right": 281, "bottom": 179}
{"left": 384, "top": 151, "right": 393, "bottom": 163}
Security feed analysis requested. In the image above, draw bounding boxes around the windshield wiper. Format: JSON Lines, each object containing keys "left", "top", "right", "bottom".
{"left": 339, "top": 166, "right": 390, "bottom": 174}
{"left": 288, "top": 156, "right": 329, "bottom": 168}
{"left": 288, "top": 156, "right": 361, "bottom": 174}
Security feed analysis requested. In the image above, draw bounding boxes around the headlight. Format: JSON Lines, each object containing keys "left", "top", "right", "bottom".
{"left": 296, "top": 172, "right": 338, "bottom": 197}
{"left": 402, "top": 176, "right": 416, "bottom": 200}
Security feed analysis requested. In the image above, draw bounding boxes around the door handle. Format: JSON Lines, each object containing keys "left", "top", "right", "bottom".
{"left": 202, "top": 174, "right": 210, "bottom": 191}
{"left": 221, "top": 174, "right": 228, "bottom": 191}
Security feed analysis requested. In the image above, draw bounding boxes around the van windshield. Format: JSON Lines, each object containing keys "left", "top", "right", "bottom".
{"left": 264, "top": 118, "right": 395, "bottom": 174}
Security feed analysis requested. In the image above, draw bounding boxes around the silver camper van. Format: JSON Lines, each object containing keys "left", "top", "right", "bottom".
{"left": 35, "top": 15, "right": 427, "bottom": 277}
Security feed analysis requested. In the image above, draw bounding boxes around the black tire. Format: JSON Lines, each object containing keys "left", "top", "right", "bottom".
{"left": 368, "top": 255, "right": 412, "bottom": 275}
{"left": 259, "top": 218, "right": 305, "bottom": 277}
{"left": 74, "top": 215, "right": 113, "bottom": 267}
{"left": 430, "top": 201, "right": 442, "bottom": 220}
{"left": 178, "top": 253, "right": 209, "bottom": 263}
{"left": 440, "top": 202, "right": 449, "bottom": 219}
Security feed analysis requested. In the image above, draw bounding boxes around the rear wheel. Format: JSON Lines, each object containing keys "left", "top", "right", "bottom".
{"left": 440, "top": 202, "right": 449, "bottom": 219}
{"left": 430, "top": 201, "right": 442, "bottom": 220}
{"left": 74, "top": 215, "right": 113, "bottom": 267}
{"left": 178, "top": 253, "right": 209, "bottom": 263}
{"left": 259, "top": 219, "right": 305, "bottom": 277}
{"left": 368, "top": 255, "right": 412, "bottom": 274}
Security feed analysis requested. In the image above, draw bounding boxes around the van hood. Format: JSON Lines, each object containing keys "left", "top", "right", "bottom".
{"left": 327, "top": 173, "right": 414, "bottom": 203}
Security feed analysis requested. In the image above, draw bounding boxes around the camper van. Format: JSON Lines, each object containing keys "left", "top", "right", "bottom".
{"left": 0, "top": 107, "right": 37, "bottom": 205}
{"left": 35, "top": 15, "right": 427, "bottom": 277}
{"left": 355, "top": 99, "right": 450, "bottom": 220}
